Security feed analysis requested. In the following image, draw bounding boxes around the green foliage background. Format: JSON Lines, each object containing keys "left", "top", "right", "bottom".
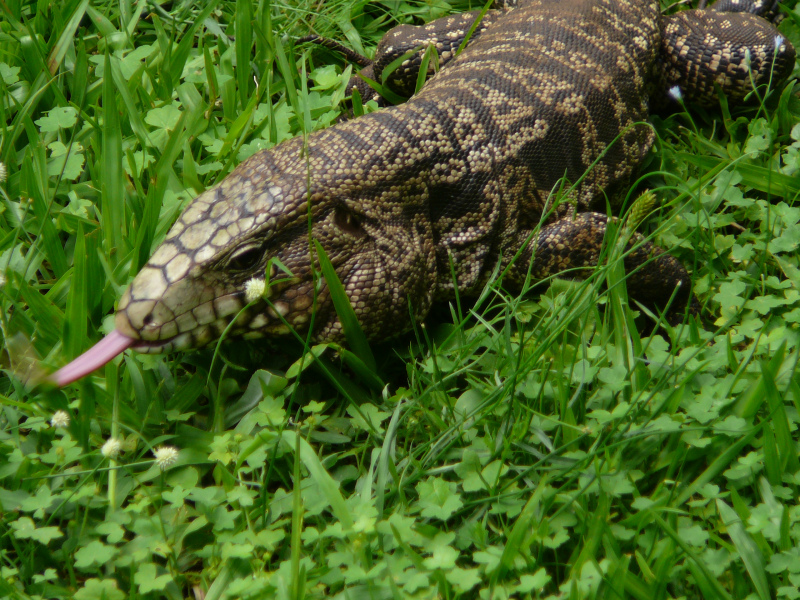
{"left": 1, "top": 0, "right": 800, "bottom": 598}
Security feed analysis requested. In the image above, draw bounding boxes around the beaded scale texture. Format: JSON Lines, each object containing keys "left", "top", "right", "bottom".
{"left": 112, "top": 0, "right": 795, "bottom": 353}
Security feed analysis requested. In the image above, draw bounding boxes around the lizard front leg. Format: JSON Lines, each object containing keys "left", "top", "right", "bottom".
{"left": 505, "top": 212, "right": 696, "bottom": 321}
{"left": 302, "top": 7, "right": 507, "bottom": 108}
{"left": 656, "top": 2, "right": 794, "bottom": 107}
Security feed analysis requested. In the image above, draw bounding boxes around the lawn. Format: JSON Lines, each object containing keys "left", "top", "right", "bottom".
{"left": 2, "top": 0, "right": 800, "bottom": 598}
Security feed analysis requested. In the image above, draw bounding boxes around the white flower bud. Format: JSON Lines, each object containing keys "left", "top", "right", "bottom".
{"left": 244, "top": 278, "right": 266, "bottom": 303}
{"left": 50, "top": 410, "right": 70, "bottom": 428}
{"left": 153, "top": 446, "right": 179, "bottom": 470}
{"left": 101, "top": 438, "right": 122, "bottom": 459}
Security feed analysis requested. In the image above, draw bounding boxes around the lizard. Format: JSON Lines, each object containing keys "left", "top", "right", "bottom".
{"left": 51, "top": 0, "right": 796, "bottom": 386}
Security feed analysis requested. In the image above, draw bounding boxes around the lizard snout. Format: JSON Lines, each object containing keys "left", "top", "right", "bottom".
{"left": 115, "top": 267, "right": 181, "bottom": 342}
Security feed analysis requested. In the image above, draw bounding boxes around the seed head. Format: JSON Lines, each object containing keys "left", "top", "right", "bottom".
{"left": 153, "top": 446, "right": 179, "bottom": 470}
{"left": 50, "top": 410, "right": 70, "bottom": 428}
{"left": 101, "top": 437, "right": 122, "bottom": 459}
{"left": 244, "top": 278, "right": 266, "bottom": 303}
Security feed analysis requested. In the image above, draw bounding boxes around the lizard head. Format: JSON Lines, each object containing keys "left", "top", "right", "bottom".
{"left": 52, "top": 117, "right": 439, "bottom": 385}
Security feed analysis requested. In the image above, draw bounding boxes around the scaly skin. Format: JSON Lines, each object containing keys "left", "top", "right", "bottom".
{"left": 112, "top": 0, "right": 794, "bottom": 354}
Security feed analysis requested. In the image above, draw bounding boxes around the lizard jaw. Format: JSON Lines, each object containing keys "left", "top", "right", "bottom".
{"left": 49, "top": 291, "right": 227, "bottom": 385}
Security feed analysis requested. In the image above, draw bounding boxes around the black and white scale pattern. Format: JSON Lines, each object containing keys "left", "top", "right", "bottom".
{"left": 115, "top": 0, "right": 795, "bottom": 352}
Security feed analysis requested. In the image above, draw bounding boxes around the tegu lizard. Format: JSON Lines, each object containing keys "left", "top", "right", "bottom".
{"left": 52, "top": 0, "right": 795, "bottom": 385}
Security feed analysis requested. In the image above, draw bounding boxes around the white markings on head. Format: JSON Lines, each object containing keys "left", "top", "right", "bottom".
{"left": 181, "top": 223, "right": 212, "bottom": 250}
{"left": 194, "top": 246, "right": 216, "bottom": 263}
{"left": 135, "top": 268, "right": 168, "bottom": 298}
{"left": 165, "top": 254, "right": 192, "bottom": 283}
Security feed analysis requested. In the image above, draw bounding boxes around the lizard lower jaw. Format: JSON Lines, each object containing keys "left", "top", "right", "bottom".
{"left": 115, "top": 307, "right": 194, "bottom": 352}
{"left": 129, "top": 318, "right": 240, "bottom": 353}
{"left": 130, "top": 336, "right": 184, "bottom": 354}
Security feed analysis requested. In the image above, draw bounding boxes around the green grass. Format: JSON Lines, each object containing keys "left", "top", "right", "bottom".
{"left": 2, "top": 0, "right": 800, "bottom": 598}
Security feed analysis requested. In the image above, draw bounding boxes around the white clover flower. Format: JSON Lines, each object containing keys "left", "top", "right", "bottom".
{"left": 153, "top": 446, "right": 179, "bottom": 470}
{"left": 668, "top": 86, "right": 683, "bottom": 102}
{"left": 0, "top": 162, "right": 6, "bottom": 183}
{"left": 775, "top": 35, "right": 785, "bottom": 54}
{"left": 50, "top": 410, "right": 70, "bottom": 428}
{"left": 244, "top": 278, "right": 266, "bottom": 303}
{"left": 101, "top": 438, "right": 122, "bottom": 459}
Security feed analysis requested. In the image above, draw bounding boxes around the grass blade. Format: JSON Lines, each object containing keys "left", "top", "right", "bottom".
{"left": 63, "top": 223, "right": 88, "bottom": 359}
{"left": 313, "top": 239, "right": 376, "bottom": 372}
{"left": 101, "top": 52, "right": 124, "bottom": 260}
{"left": 281, "top": 430, "right": 354, "bottom": 532}
{"left": 235, "top": 0, "right": 253, "bottom": 110}
{"left": 652, "top": 512, "right": 732, "bottom": 600}
{"left": 47, "top": 0, "right": 90, "bottom": 75}
{"left": 716, "top": 499, "right": 770, "bottom": 600}
{"left": 760, "top": 354, "right": 800, "bottom": 474}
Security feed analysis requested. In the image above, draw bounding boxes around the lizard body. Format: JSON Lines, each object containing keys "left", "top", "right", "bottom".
{"left": 53, "top": 0, "right": 795, "bottom": 384}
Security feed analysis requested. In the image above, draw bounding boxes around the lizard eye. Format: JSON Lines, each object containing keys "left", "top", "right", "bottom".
{"left": 334, "top": 205, "right": 365, "bottom": 236}
{"left": 228, "top": 244, "right": 263, "bottom": 272}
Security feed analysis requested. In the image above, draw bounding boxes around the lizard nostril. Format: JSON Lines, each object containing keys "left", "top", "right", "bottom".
{"left": 142, "top": 313, "right": 154, "bottom": 326}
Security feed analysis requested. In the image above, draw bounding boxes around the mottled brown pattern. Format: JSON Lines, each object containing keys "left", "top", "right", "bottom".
{"left": 115, "top": 0, "right": 795, "bottom": 352}
{"left": 656, "top": 8, "right": 794, "bottom": 106}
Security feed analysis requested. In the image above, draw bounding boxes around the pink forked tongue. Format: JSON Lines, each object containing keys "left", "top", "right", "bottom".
{"left": 51, "top": 330, "right": 135, "bottom": 387}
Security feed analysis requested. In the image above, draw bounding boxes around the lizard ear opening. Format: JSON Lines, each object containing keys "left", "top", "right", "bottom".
{"left": 334, "top": 205, "right": 365, "bottom": 236}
